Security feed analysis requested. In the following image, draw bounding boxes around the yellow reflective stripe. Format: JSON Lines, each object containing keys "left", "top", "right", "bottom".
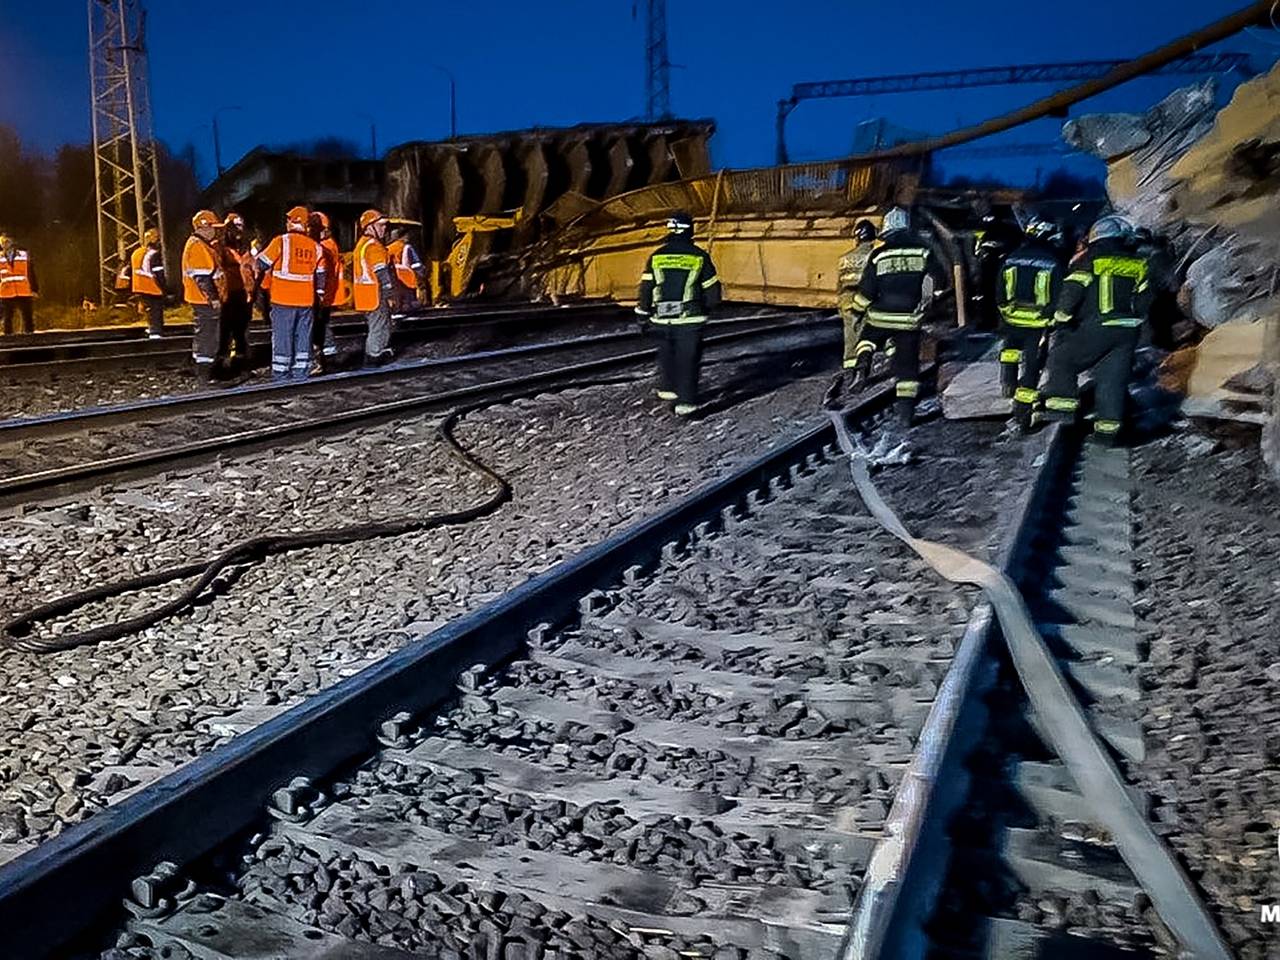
{"left": 1045, "top": 397, "right": 1078, "bottom": 412}
{"left": 1035, "top": 269, "right": 1051, "bottom": 306}
{"left": 1093, "top": 256, "right": 1147, "bottom": 281}
{"left": 1094, "top": 419, "right": 1122, "bottom": 434}
{"left": 895, "top": 380, "right": 920, "bottom": 397}
{"left": 640, "top": 272, "right": 653, "bottom": 280}
{"left": 1054, "top": 311, "right": 1072, "bottom": 324}
{"left": 701, "top": 275, "right": 719, "bottom": 289}
{"left": 1066, "top": 272, "right": 1093, "bottom": 286}
{"left": 1004, "top": 267, "right": 1016, "bottom": 302}
{"left": 1001, "top": 306, "right": 1047, "bottom": 326}
{"left": 1014, "top": 387, "right": 1039, "bottom": 404}
{"left": 855, "top": 340, "right": 877, "bottom": 356}
{"left": 866, "top": 311, "right": 921, "bottom": 330}
{"left": 851, "top": 292, "right": 872, "bottom": 310}
{"left": 651, "top": 253, "right": 703, "bottom": 271}
{"left": 1101, "top": 317, "right": 1144, "bottom": 327}
{"left": 649, "top": 315, "right": 706, "bottom": 325}
{"left": 999, "top": 348, "right": 1023, "bottom": 363}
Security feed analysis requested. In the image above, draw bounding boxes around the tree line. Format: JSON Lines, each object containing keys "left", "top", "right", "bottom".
{"left": 0, "top": 125, "right": 199, "bottom": 305}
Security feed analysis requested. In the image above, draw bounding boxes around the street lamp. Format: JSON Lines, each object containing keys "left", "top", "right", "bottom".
{"left": 212, "top": 106, "right": 244, "bottom": 177}
{"left": 424, "top": 64, "right": 458, "bottom": 140}
{"left": 354, "top": 112, "right": 378, "bottom": 159}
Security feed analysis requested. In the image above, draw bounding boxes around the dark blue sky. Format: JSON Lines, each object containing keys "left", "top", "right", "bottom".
{"left": 1, "top": 1, "right": 1275, "bottom": 184}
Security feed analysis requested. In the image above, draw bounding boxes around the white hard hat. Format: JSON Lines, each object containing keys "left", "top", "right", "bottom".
{"left": 882, "top": 207, "right": 910, "bottom": 234}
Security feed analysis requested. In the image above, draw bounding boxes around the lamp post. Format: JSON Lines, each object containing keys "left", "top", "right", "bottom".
{"left": 212, "top": 106, "right": 244, "bottom": 176}
{"left": 425, "top": 64, "right": 458, "bottom": 140}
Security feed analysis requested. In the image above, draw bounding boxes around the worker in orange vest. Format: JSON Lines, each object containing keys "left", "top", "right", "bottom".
{"left": 181, "top": 210, "right": 226, "bottom": 382}
{"left": 353, "top": 209, "right": 399, "bottom": 365}
{"left": 256, "top": 205, "right": 327, "bottom": 381}
{"left": 218, "top": 213, "right": 254, "bottom": 373}
{"left": 0, "top": 235, "right": 38, "bottom": 335}
{"left": 130, "top": 228, "right": 167, "bottom": 339}
{"left": 309, "top": 211, "right": 342, "bottom": 371}
{"left": 386, "top": 228, "right": 426, "bottom": 310}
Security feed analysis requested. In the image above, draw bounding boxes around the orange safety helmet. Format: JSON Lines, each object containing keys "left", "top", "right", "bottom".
{"left": 286, "top": 205, "right": 310, "bottom": 232}
{"left": 191, "top": 209, "right": 221, "bottom": 230}
{"left": 223, "top": 212, "right": 245, "bottom": 230}
{"left": 310, "top": 211, "right": 331, "bottom": 231}
{"left": 359, "top": 208, "right": 387, "bottom": 232}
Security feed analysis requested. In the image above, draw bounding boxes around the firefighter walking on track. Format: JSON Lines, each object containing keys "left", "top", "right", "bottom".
{"left": 996, "top": 217, "right": 1064, "bottom": 432}
{"left": 844, "top": 206, "right": 941, "bottom": 426}
{"left": 634, "top": 210, "right": 722, "bottom": 416}
{"left": 1041, "top": 215, "right": 1154, "bottom": 446}
{"left": 825, "top": 218, "right": 880, "bottom": 407}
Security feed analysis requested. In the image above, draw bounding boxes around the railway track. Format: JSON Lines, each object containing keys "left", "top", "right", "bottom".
{"left": 0, "top": 311, "right": 828, "bottom": 507}
{"left": 0, "top": 301, "right": 624, "bottom": 372}
{"left": 0, "top": 383, "right": 1239, "bottom": 959}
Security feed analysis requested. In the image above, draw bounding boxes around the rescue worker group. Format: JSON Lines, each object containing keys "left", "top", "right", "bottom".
{"left": 1, "top": 201, "right": 1156, "bottom": 442}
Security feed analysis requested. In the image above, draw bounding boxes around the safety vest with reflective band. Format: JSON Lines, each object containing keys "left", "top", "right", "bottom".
{"left": 836, "top": 241, "right": 880, "bottom": 322}
{"left": 386, "top": 238, "right": 422, "bottom": 292}
{"left": 131, "top": 246, "right": 164, "bottom": 297}
{"left": 997, "top": 240, "right": 1063, "bottom": 328}
{"left": 851, "top": 233, "right": 933, "bottom": 330}
{"left": 181, "top": 236, "right": 225, "bottom": 305}
{"left": 318, "top": 238, "right": 343, "bottom": 307}
{"left": 353, "top": 236, "right": 392, "bottom": 312}
{"left": 0, "top": 250, "right": 34, "bottom": 299}
{"left": 635, "top": 237, "right": 721, "bottom": 325}
{"left": 1052, "top": 240, "right": 1152, "bottom": 329}
{"left": 258, "top": 232, "right": 326, "bottom": 308}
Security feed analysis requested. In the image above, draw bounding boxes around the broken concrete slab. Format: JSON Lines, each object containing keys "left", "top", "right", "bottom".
{"left": 942, "top": 361, "right": 1012, "bottom": 420}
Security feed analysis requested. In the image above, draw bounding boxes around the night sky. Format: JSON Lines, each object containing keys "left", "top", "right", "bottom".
{"left": 1, "top": 1, "right": 1275, "bottom": 185}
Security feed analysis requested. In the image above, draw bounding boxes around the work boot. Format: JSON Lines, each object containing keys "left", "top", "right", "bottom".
{"left": 1013, "top": 402, "right": 1034, "bottom": 435}
{"left": 999, "top": 363, "right": 1018, "bottom": 399}
{"left": 656, "top": 389, "right": 677, "bottom": 401}
{"left": 848, "top": 361, "right": 870, "bottom": 393}
{"left": 822, "top": 373, "right": 844, "bottom": 410}
{"left": 894, "top": 397, "right": 915, "bottom": 428}
{"left": 674, "top": 403, "right": 697, "bottom": 417}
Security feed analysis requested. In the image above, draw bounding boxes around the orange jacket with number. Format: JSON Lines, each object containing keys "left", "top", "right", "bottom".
{"left": 257, "top": 232, "right": 325, "bottom": 308}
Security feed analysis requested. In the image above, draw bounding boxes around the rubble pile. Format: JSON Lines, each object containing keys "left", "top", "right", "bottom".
{"left": 1065, "top": 61, "right": 1280, "bottom": 478}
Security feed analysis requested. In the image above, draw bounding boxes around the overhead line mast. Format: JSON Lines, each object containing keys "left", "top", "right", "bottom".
{"left": 88, "top": 0, "right": 165, "bottom": 305}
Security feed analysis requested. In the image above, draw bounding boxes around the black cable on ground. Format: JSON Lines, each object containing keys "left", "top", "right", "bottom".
{"left": 2, "top": 375, "right": 645, "bottom": 655}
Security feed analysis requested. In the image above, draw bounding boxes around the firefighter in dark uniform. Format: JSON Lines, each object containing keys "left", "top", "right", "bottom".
{"left": 824, "top": 218, "right": 880, "bottom": 407}
{"left": 996, "top": 217, "right": 1065, "bottom": 432}
{"left": 635, "top": 211, "right": 722, "bottom": 416}
{"left": 1042, "top": 215, "right": 1154, "bottom": 446}
{"left": 846, "top": 206, "right": 940, "bottom": 425}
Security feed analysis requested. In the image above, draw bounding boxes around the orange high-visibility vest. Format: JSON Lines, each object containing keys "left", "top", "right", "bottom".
{"left": 386, "top": 238, "right": 421, "bottom": 291}
{"left": 181, "top": 236, "right": 224, "bottom": 305}
{"left": 0, "top": 250, "right": 34, "bottom": 299}
{"left": 258, "top": 232, "right": 324, "bottom": 308}
{"left": 319, "top": 237, "right": 342, "bottom": 307}
{"left": 131, "top": 246, "right": 164, "bottom": 296}
{"left": 353, "top": 236, "right": 391, "bottom": 312}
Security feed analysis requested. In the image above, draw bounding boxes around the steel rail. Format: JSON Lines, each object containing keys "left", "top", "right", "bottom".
{"left": 0, "top": 318, "right": 836, "bottom": 507}
{"left": 0, "top": 380, "right": 896, "bottom": 958}
{"left": 0, "top": 310, "right": 809, "bottom": 444}
{"left": 0, "top": 301, "right": 617, "bottom": 367}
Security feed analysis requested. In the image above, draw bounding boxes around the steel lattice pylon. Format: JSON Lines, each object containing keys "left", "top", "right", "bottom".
{"left": 644, "top": 0, "right": 671, "bottom": 120}
{"left": 89, "top": 0, "right": 164, "bottom": 305}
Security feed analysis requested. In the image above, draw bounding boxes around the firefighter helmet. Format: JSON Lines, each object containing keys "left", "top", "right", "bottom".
{"left": 1089, "top": 214, "right": 1132, "bottom": 243}
{"left": 882, "top": 206, "right": 910, "bottom": 234}
{"left": 666, "top": 210, "right": 694, "bottom": 235}
{"left": 853, "top": 219, "right": 877, "bottom": 242}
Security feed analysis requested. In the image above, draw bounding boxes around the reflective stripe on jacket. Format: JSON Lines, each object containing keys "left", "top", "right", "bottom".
{"left": 258, "top": 232, "right": 325, "bottom": 308}
{"left": 0, "top": 250, "right": 34, "bottom": 298}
